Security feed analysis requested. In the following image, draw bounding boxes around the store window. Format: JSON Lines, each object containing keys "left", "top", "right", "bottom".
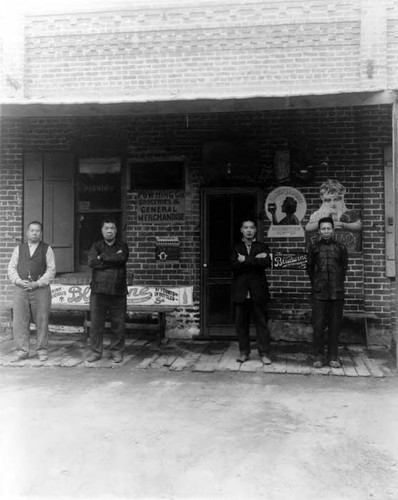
{"left": 77, "top": 158, "right": 122, "bottom": 269}
{"left": 130, "top": 159, "right": 185, "bottom": 190}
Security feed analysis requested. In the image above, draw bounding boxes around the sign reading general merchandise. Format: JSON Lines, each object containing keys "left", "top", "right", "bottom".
{"left": 137, "top": 190, "right": 185, "bottom": 223}
{"left": 51, "top": 285, "right": 193, "bottom": 306}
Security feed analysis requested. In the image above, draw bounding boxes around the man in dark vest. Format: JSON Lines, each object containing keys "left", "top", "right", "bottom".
{"left": 8, "top": 221, "right": 56, "bottom": 362}
{"left": 231, "top": 218, "right": 272, "bottom": 365}
{"left": 87, "top": 216, "right": 129, "bottom": 364}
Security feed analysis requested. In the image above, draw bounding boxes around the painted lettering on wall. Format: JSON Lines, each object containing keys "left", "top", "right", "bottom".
{"left": 137, "top": 190, "right": 185, "bottom": 223}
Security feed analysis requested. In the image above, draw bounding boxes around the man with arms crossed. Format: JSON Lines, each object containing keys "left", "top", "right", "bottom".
{"left": 87, "top": 216, "right": 129, "bottom": 363}
{"left": 231, "top": 218, "right": 272, "bottom": 365}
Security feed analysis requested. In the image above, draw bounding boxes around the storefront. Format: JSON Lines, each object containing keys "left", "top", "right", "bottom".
{"left": 1, "top": 0, "right": 397, "bottom": 349}
{"left": 1, "top": 97, "right": 396, "bottom": 346}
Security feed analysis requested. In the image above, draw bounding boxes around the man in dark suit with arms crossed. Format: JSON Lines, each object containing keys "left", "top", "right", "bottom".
{"left": 231, "top": 218, "right": 272, "bottom": 365}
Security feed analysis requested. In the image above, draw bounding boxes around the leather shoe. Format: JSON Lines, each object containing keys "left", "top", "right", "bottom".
{"left": 329, "top": 359, "right": 341, "bottom": 369}
{"left": 236, "top": 353, "right": 250, "bottom": 363}
{"left": 11, "top": 352, "right": 29, "bottom": 362}
{"left": 112, "top": 354, "right": 123, "bottom": 363}
{"left": 86, "top": 353, "right": 101, "bottom": 363}
{"left": 260, "top": 354, "right": 272, "bottom": 365}
{"left": 38, "top": 353, "right": 48, "bottom": 362}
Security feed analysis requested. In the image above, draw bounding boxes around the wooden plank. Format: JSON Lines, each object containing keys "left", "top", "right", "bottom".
{"left": 329, "top": 365, "right": 345, "bottom": 376}
{"left": 137, "top": 352, "right": 161, "bottom": 369}
{"left": 299, "top": 360, "right": 312, "bottom": 375}
{"left": 284, "top": 352, "right": 304, "bottom": 375}
{"left": 216, "top": 343, "right": 241, "bottom": 371}
{"left": 367, "top": 347, "right": 396, "bottom": 377}
{"left": 347, "top": 347, "right": 371, "bottom": 377}
{"left": 310, "top": 363, "right": 331, "bottom": 376}
{"left": 191, "top": 343, "right": 226, "bottom": 372}
{"left": 262, "top": 357, "right": 287, "bottom": 374}
{"left": 168, "top": 342, "right": 209, "bottom": 371}
{"left": 339, "top": 350, "right": 358, "bottom": 377}
{"left": 361, "top": 349, "right": 387, "bottom": 378}
{"left": 0, "top": 340, "right": 17, "bottom": 357}
{"left": 239, "top": 358, "right": 263, "bottom": 372}
{"left": 150, "top": 348, "right": 182, "bottom": 369}
{"left": 43, "top": 346, "right": 70, "bottom": 366}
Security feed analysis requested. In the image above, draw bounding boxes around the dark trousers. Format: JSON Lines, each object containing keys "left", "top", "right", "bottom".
{"left": 89, "top": 293, "right": 126, "bottom": 356}
{"left": 12, "top": 285, "right": 51, "bottom": 355}
{"left": 312, "top": 299, "right": 344, "bottom": 361}
{"left": 235, "top": 299, "right": 271, "bottom": 356}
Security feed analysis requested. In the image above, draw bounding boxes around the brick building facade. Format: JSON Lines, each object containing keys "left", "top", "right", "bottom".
{"left": 1, "top": 0, "right": 397, "bottom": 347}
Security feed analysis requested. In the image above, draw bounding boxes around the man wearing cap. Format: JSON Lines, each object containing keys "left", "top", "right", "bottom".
{"left": 306, "top": 216, "right": 348, "bottom": 368}
{"left": 8, "top": 221, "right": 56, "bottom": 362}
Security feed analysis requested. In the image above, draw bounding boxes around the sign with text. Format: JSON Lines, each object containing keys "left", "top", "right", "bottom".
{"left": 265, "top": 186, "right": 306, "bottom": 238}
{"left": 305, "top": 231, "right": 362, "bottom": 254}
{"left": 272, "top": 253, "right": 307, "bottom": 270}
{"left": 51, "top": 285, "right": 193, "bottom": 306}
{"left": 137, "top": 190, "right": 185, "bottom": 223}
{"left": 155, "top": 237, "right": 180, "bottom": 261}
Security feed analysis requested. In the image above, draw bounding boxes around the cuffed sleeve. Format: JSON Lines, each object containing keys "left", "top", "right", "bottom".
{"left": 7, "top": 247, "right": 21, "bottom": 284}
{"left": 37, "top": 246, "right": 56, "bottom": 287}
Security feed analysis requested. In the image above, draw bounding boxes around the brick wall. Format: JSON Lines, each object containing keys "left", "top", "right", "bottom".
{"left": 0, "top": 105, "right": 393, "bottom": 343}
{"left": 1, "top": 0, "right": 397, "bottom": 100}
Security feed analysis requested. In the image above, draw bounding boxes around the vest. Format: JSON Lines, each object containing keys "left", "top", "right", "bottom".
{"left": 17, "top": 242, "right": 48, "bottom": 281}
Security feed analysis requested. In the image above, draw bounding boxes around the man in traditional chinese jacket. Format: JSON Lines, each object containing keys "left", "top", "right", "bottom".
{"left": 87, "top": 216, "right": 129, "bottom": 363}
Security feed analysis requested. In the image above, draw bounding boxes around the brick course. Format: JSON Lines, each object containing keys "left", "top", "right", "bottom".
{"left": 1, "top": 0, "right": 397, "bottom": 100}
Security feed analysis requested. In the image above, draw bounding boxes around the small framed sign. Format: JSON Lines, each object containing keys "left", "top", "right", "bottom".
{"left": 155, "top": 237, "right": 180, "bottom": 261}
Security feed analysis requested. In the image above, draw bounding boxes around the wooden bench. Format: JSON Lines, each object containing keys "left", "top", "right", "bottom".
{"left": 343, "top": 312, "right": 379, "bottom": 348}
{"left": 5, "top": 302, "right": 175, "bottom": 347}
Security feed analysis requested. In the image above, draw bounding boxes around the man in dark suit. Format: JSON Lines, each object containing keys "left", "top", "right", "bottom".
{"left": 231, "top": 218, "right": 272, "bottom": 364}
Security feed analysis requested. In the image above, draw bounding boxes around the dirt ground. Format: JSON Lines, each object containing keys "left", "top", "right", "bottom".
{"left": 0, "top": 367, "right": 397, "bottom": 500}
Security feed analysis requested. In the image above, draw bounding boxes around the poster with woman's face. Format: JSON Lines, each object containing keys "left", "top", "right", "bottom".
{"left": 305, "top": 179, "right": 362, "bottom": 253}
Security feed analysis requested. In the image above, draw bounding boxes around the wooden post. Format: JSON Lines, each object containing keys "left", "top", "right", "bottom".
{"left": 394, "top": 101, "right": 398, "bottom": 369}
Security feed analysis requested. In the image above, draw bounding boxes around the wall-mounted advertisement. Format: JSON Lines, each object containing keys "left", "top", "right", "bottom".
{"left": 51, "top": 285, "right": 193, "bottom": 307}
{"left": 265, "top": 186, "right": 306, "bottom": 238}
{"left": 305, "top": 179, "right": 362, "bottom": 253}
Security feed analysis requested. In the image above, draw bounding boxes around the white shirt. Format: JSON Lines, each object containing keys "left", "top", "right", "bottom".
{"left": 8, "top": 243, "right": 56, "bottom": 287}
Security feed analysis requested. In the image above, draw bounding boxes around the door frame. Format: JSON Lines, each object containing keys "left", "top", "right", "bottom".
{"left": 200, "top": 187, "right": 264, "bottom": 338}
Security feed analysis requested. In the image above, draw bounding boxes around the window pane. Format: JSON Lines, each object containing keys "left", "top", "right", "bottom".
{"left": 78, "top": 158, "right": 121, "bottom": 210}
{"left": 131, "top": 161, "right": 185, "bottom": 190}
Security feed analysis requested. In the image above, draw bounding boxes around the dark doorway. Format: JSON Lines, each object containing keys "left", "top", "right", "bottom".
{"left": 201, "top": 188, "right": 263, "bottom": 337}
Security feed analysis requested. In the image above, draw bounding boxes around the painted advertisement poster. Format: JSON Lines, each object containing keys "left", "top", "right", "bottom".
{"left": 272, "top": 253, "right": 307, "bottom": 270}
{"left": 265, "top": 186, "right": 307, "bottom": 238}
{"left": 305, "top": 179, "right": 362, "bottom": 253}
{"left": 51, "top": 285, "right": 193, "bottom": 307}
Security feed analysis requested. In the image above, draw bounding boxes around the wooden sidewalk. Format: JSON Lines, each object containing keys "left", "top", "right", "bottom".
{"left": 0, "top": 332, "right": 396, "bottom": 377}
